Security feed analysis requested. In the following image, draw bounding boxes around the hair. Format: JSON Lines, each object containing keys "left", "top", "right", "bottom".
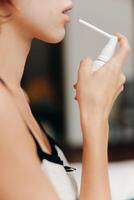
{"left": 0, "top": 0, "right": 12, "bottom": 4}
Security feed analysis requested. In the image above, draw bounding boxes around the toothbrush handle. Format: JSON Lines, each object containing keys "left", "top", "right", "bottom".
{"left": 92, "top": 60, "right": 105, "bottom": 71}
{"left": 92, "top": 37, "right": 118, "bottom": 71}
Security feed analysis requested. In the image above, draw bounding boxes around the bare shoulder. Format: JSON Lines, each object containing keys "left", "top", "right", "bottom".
{"left": 0, "top": 81, "right": 21, "bottom": 119}
{"left": 0, "top": 80, "right": 37, "bottom": 161}
{"left": 0, "top": 81, "right": 59, "bottom": 200}
{"left": 0, "top": 81, "right": 33, "bottom": 147}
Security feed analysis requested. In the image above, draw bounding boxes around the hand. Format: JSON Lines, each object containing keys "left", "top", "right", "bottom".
{"left": 74, "top": 33, "right": 131, "bottom": 123}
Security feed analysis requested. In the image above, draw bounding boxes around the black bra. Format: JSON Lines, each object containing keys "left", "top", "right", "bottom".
{"left": 29, "top": 120, "right": 76, "bottom": 172}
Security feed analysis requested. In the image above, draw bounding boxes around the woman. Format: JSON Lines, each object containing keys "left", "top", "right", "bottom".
{"left": 0, "top": 0, "right": 131, "bottom": 199}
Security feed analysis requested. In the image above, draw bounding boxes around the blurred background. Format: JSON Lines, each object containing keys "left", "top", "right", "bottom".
{"left": 22, "top": 0, "right": 134, "bottom": 163}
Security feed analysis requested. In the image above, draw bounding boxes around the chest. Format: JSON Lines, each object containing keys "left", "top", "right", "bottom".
{"left": 13, "top": 93, "right": 52, "bottom": 155}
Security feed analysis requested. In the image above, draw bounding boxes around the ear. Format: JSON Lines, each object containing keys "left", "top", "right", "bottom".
{"left": 0, "top": 2, "right": 15, "bottom": 24}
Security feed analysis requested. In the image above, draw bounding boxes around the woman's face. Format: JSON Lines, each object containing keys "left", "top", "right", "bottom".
{"left": 11, "top": 0, "right": 73, "bottom": 43}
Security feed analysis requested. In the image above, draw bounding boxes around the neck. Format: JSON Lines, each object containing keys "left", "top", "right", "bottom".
{"left": 0, "top": 20, "right": 32, "bottom": 93}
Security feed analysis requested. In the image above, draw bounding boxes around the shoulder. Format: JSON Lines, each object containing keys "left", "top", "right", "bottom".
{"left": 0, "top": 81, "right": 60, "bottom": 200}
{"left": 0, "top": 81, "right": 36, "bottom": 158}
{"left": 0, "top": 81, "right": 14, "bottom": 109}
{"left": 0, "top": 80, "right": 19, "bottom": 119}
{"left": 0, "top": 80, "right": 36, "bottom": 156}
{"left": 0, "top": 82, "right": 18, "bottom": 134}
{"left": 0, "top": 81, "right": 24, "bottom": 134}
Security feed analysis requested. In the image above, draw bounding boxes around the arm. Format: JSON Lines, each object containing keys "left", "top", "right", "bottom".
{"left": 0, "top": 83, "right": 60, "bottom": 200}
{"left": 79, "top": 116, "right": 111, "bottom": 200}
{"left": 74, "top": 33, "right": 131, "bottom": 200}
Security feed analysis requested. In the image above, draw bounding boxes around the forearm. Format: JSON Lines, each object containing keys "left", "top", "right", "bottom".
{"left": 79, "top": 115, "right": 111, "bottom": 200}
{"left": 75, "top": 33, "right": 130, "bottom": 200}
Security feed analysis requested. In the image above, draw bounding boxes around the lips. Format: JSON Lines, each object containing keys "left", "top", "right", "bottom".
{"left": 62, "top": 3, "right": 74, "bottom": 14}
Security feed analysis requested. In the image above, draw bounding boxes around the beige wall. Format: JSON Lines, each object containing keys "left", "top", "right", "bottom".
{"left": 63, "top": 0, "right": 134, "bottom": 146}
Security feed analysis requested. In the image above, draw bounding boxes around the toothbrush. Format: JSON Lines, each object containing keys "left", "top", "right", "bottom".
{"left": 79, "top": 19, "right": 118, "bottom": 71}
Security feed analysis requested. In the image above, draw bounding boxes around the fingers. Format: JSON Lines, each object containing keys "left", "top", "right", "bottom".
{"left": 113, "top": 33, "right": 131, "bottom": 67}
{"left": 116, "top": 84, "right": 125, "bottom": 99}
{"left": 110, "top": 84, "right": 124, "bottom": 110}
{"left": 75, "top": 57, "right": 92, "bottom": 101}
{"left": 120, "top": 73, "right": 126, "bottom": 85}
{"left": 80, "top": 57, "right": 92, "bottom": 67}
{"left": 118, "top": 73, "right": 126, "bottom": 93}
{"left": 119, "top": 73, "right": 126, "bottom": 87}
{"left": 78, "top": 57, "right": 92, "bottom": 79}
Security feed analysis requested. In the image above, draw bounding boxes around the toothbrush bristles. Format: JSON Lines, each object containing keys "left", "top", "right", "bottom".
{"left": 79, "top": 19, "right": 113, "bottom": 39}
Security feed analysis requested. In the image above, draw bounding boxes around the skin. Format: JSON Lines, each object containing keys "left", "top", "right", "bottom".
{"left": 75, "top": 33, "right": 131, "bottom": 200}
{"left": 0, "top": 0, "right": 131, "bottom": 199}
{"left": 0, "top": 0, "right": 72, "bottom": 90}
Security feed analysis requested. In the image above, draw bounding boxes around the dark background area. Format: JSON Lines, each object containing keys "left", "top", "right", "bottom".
{"left": 21, "top": 39, "right": 65, "bottom": 144}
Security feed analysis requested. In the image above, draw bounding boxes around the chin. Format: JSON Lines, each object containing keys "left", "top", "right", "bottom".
{"left": 50, "top": 36, "right": 65, "bottom": 44}
{"left": 37, "top": 29, "right": 66, "bottom": 44}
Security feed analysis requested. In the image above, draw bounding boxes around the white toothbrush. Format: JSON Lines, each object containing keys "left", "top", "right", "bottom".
{"left": 79, "top": 19, "right": 118, "bottom": 71}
